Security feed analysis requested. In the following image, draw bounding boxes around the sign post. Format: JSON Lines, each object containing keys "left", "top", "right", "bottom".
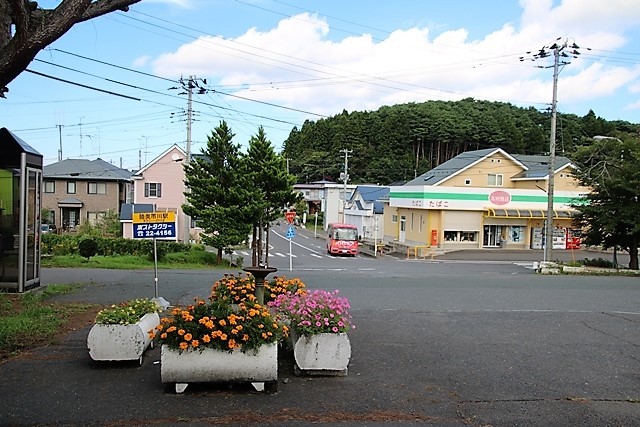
{"left": 285, "top": 225, "right": 295, "bottom": 271}
{"left": 132, "top": 212, "right": 176, "bottom": 308}
{"left": 285, "top": 211, "right": 295, "bottom": 224}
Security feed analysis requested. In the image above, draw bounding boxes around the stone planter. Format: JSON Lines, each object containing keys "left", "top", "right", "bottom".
{"left": 87, "top": 312, "right": 160, "bottom": 364}
{"left": 292, "top": 332, "right": 351, "bottom": 376}
{"left": 160, "top": 343, "right": 278, "bottom": 393}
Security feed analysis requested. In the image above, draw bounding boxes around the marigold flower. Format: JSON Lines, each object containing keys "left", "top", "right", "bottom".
{"left": 191, "top": 340, "right": 199, "bottom": 348}
{"left": 178, "top": 329, "right": 185, "bottom": 336}
{"left": 166, "top": 326, "right": 177, "bottom": 333}
{"left": 179, "top": 342, "right": 188, "bottom": 350}
{"left": 228, "top": 339, "right": 238, "bottom": 349}
{"left": 160, "top": 333, "right": 167, "bottom": 339}
{"left": 219, "top": 319, "right": 226, "bottom": 326}
{"left": 202, "top": 334, "right": 211, "bottom": 343}
{"left": 148, "top": 331, "right": 156, "bottom": 339}
{"left": 242, "top": 334, "right": 249, "bottom": 341}
{"left": 221, "top": 334, "right": 227, "bottom": 340}
{"left": 184, "top": 333, "right": 192, "bottom": 341}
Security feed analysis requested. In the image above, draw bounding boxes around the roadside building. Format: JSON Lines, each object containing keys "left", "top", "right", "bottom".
{"left": 42, "top": 158, "right": 133, "bottom": 233}
{"left": 344, "top": 185, "right": 389, "bottom": 241}
{"left": 385, "top": 148, "right": 588, "bottom": 251}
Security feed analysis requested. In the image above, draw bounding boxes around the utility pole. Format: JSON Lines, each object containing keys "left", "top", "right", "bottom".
{"left": 522, "top": 38, "right": 582, "bottom": 263}
{"left": 169, "top": 76, "right": 207, "bottom": 244}
{"left": 57, "top": 124, "right": 63, "bottom": 161}
{"left": 340, "top": 149, "right": 352, "bottom": 222}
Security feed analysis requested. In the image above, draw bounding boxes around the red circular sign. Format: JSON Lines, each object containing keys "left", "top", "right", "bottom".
{"left": 489, "top": 190, "right": 511, "bottom": 205}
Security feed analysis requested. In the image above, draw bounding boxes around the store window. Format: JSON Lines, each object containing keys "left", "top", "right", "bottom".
{"left": 510, "top": 226, "right": 525, "bottom": 242}
{"left": 445, "top": 231, "right": 478, "bottom": 242}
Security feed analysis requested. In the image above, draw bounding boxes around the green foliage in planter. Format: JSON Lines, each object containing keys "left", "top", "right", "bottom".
{"left": 78, "top": 238, "right": 98, "bottom": 260}
{"left": 581, "top": 257, "right": 617, "bottom": 268}
{"left": 95, "top": 298, "right": 161, "bottom": 325}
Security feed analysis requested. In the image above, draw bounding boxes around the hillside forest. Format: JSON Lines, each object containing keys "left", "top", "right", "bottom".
{"left": 282, "top": 98, "right": 639, "bottom": 185}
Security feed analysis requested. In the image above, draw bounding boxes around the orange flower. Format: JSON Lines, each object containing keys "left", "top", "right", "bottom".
{"left": 166, "top": 326, "right": 177, "bottom": 333}
{"left": 228, "top": 339, "right": 238, "bottom": 349}
{"left": 202, "top": 334, "right": 211, "bottom": 343}
{"left": 179, "top": 342, "right": 188, "bottom": 350}
{"left": 160, "top": 333, "right": 167, "bottom": 339}
{"left": 219, "top": 319, "right": 226, "bottom": 326}
{"left": 191, "top": 340, "right": 199, "bottom": 348}
{"left": 178, "top": 329, "right": 185, "bottom": 336}
{"left": 148, "top": 330, "right": 156, "bottom": 339}
{"left": 220, "top": 334, "right": 227, "bottom": 341}
{"left": 258, "top": 324, "right": 264, "bottom": 329}
{"left": 184, "top": 333, "right": 192, "bottom": 341}
{"left": 242, "top": 334, "right": 249, "bottom": 341}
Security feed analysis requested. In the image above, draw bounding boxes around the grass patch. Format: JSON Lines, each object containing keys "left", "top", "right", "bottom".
{"left": 41, "top": 252, "right": 231, "bottom": 270}
{"left": 0, "top": 284, "right": 96, "bottom": 361}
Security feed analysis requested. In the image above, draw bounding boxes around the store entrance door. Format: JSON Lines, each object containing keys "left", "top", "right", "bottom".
{"left": 483, "top": 225, "right": 502, "bottom": 247}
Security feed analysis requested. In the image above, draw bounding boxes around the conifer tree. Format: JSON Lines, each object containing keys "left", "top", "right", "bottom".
{"left": 244, "top": 126, "right": 298, "bottom": 267}
{"left": 182, "top": 121, "right": 252, "bottom": 263}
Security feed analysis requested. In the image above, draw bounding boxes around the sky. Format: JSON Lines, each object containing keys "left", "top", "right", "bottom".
{"left": 3, "top": 0, "right": 640, "bottom": 170}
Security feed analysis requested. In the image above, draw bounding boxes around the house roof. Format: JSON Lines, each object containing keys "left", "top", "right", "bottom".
{"left": 133, "top": 144, "right": 186, "bottom": 177}
{"left": 44, "top": 158, "right": 133, "bottom": 181}
{"left": 350, "top": 185, "right": 390, "bottom": 203}
{"left": 119, "top": 203, "right": 155, "bottom": 221}
{"left": 404, "top": 148, "right": 574, "bottom": 186}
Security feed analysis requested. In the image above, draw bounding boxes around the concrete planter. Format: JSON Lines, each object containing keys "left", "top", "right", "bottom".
{"left": 292, "top": 332, "right": 351, "bottom": 376}
{"left": 87, "top": 312, "right": 160, "bottom": 364}
{"left": 160, "top": 343, "right": 278, "bottom": 393}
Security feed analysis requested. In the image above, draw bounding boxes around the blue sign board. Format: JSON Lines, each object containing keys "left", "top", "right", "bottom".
{"left": 133, "top": 222, "right": 176, "bottom": 239}
{"left": 286, "top": 225, "right": 296, "bottom": 239}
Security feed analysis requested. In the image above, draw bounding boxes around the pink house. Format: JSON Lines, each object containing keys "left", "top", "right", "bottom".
{"left": 122, "top": 144, "right": 201, "bottom": 242}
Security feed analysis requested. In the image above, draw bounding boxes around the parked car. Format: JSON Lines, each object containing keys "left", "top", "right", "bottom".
{"left": 40, "top": 224, "right": 56, "bottom": 234}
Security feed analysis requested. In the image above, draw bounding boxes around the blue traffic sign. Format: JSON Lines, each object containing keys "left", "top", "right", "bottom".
{"left": 285, "top": 225, "right": 296, "bottom": 239}
{"left": 133, "top": 222, "right": 176, "bottom": 239}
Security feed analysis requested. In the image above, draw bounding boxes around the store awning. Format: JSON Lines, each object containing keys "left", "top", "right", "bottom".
{"left": 484, "top": 208, "right": 574, "bottom": 219}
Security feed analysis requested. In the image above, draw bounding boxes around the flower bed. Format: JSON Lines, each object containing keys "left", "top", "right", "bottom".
{"left": 87, "top": 298, "right": 162, "bottom": 364}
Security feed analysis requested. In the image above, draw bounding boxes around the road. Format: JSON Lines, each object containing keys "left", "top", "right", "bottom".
{"left": 3, "top": 226, "right": 638, "bottom": 426}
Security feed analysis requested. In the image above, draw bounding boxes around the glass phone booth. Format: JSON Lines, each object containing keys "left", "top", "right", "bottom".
{"left": 0, "top": 128, "right": 43, "bottom": 292}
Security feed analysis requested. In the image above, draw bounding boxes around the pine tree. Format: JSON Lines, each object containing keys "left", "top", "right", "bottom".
{"left": 182, "top": 121, "right": 252, "bottom": 263}
{"left": 244, "top": 126, "right": 298, "bottom": 267}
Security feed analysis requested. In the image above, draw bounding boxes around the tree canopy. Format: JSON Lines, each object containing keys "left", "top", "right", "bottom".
{"left": 0, "top": 0, "right": 140, "bottom": 95}
{"left": 282, "top": 99, "right": 636, "bottom": 185}
{"left": 571, "top": 136, "right": 640, "bottom": 270}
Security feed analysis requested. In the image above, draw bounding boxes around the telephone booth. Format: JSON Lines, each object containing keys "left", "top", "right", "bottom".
{"left": 0, "top": 128, "right": 43, "bottom": 292}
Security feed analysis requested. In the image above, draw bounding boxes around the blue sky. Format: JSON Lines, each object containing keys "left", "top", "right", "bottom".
{"left": 3, "top": 0, "right": 639, "bottom": 170}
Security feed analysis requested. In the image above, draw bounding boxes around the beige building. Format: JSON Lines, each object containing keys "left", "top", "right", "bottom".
{"left": 385, "top": 148, "right": 589, "bottom": 251}
{"left": 42, "top": 159, "right": 132, "bottom": 232}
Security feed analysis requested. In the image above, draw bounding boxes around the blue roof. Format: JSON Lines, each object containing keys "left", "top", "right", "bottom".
{"left": 404, "top": 148, "right": 573, "bottom": 186}
{"left": 351, "top": 185, "right": 390, "bottom": 202}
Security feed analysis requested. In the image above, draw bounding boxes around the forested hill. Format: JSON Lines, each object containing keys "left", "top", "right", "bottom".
{"left": 282, "top": 98, "right": 638, "bottom": 185}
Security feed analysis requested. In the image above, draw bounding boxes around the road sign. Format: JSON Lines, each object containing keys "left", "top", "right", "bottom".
{"left": 285, "top": 211, "right": 295, "bottom": 224}
{"left": 133, "top": 222, "right": 176, "bottom": 239}
{"left": 133, "top": 211, "right": 176, "bottom": 223}
{"left": 286, "top": 225, "right": 296, "bottom": 239}
{"left": 133, "top": 211, "right": 177, "bottom": 239}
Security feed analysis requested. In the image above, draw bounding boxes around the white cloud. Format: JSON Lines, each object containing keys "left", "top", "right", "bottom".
{"left": 150, "top": 3, "right": 640, "bottom": 121}
{"left": 132, "top": 55, "right": 151, "bottom": 68}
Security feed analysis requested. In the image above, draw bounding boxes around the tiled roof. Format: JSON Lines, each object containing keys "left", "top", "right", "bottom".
{"left": 44, "top": 158, "right": 133, "bottom": 180}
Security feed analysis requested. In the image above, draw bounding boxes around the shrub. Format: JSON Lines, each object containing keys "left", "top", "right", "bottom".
{"left": 581, "top": 257, "right": 617, "bottom": 268}
{"left": 78, "top": 238, "right": 98, "bottom": 260}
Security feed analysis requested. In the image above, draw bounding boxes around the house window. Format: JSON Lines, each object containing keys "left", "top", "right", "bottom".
{"left": 411, "top": 213, "right": 414, "bottom": 231}
{"left": 392, "top": 214, "right": 398, "bottom": 223}
{"left": 144, "top": 182, "right": 162, "bottom": 198}
{"left": 87, "top": 211, "right": 106, "bottom": 225}
{"left": 487, "top": 174, "right": 503, "bottom": 186}
{"left": 67, "top": 181, "right": 76, "bottom": 194}
{"left": 44, "top": 180, "right": 55, "bottom": 193}
{"left": 419, "top": 214, "right": 423, "bottom": 233}
{"left": 464, "top": 179, "right": 471, "bottom": 185}
{"left": 88, "top": 182, "right": 107, "bottom": 195}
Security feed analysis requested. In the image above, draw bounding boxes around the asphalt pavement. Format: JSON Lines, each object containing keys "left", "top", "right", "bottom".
{"left": 1, "top": 249, "right": 639, "bottom": 426}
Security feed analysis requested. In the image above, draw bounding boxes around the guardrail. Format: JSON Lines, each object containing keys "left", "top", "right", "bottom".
{"left": 406, "top": 245, "right": 436, "bottom": 260}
